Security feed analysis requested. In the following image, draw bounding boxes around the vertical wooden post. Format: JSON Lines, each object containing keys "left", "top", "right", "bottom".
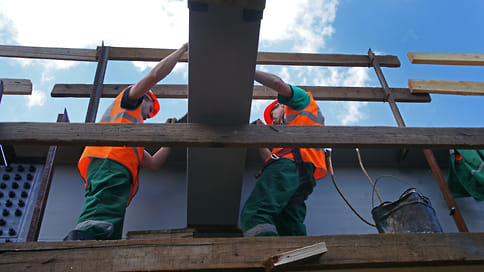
{"left": 368, "top": 49, "right": 468, "bottom": 232}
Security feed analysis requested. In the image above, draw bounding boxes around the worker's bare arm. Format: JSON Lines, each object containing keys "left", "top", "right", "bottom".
{"left": 129, "top": 43, "right": 188, "bottom": 100}
{"left": 142, "top": 148, "right": 171, "bottom": 172}
{"left": 254, "top": 70, "right": 292, "bottom": 97}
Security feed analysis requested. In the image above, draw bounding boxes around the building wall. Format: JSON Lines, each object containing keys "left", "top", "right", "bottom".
{"left": 38, "top": 148, "right": 484, "bottom": 241}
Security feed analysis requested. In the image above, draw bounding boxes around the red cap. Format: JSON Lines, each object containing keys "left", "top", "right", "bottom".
{"left": 264, "top": 100, "right": 278, "bottom": 125}
{"left": 147, "top": 90, "right": 160, "bottom": 118}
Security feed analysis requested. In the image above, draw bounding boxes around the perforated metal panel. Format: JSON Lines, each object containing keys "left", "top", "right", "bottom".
{"left": 0, "top": 163, "right": 42, "bottom": 242}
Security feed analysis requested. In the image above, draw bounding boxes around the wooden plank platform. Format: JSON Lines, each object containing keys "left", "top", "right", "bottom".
{"left": 409, "top": 79, "right": 484, "bottom": 96}
{"left": 0, "top": 123, "right": 483, "bottom": 149}
{"left": 408, "top": 52, "right": 484, "bottom": 66}
{"left": 0, "top": 79, "right": 32, "bottom": 95}
{"left": 0, "top": 233, "right": 483, "bottom": 271}
{"left": 51, "top": 84, "right": 430, "bottom": 102}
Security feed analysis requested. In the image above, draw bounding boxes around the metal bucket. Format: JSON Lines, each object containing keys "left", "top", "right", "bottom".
{"left": 371, "top": 188, "right": 443, "bottom": 233}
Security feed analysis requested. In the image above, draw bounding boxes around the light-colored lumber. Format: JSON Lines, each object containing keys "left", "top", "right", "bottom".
{"left": 0, "top": 123, "right": 483, "bottom": 150}
{"left": 0, "top": 233, "right": 483, "bottom": 271}
{"left": 0, "top": 79, "right": 32, "bottom": 95}
{"left": 0, "top": 44, "right": 400, "bottom": 67}
{"left": 51, "top": 84, "right": 430, "bottom": 102}
{"left": 409, "top": 79, "right": 484, "bottom": 96}
{"left": 408, "top": 52, "right": 484, "bottom": 66}
{"left": 0, "top": 45, "right": 97, "bottom": 61}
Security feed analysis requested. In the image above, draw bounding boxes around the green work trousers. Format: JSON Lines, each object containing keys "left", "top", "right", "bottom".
{"left": 77, "top": 158, "right": 132, "bottom": 240}
{"left": 240, "top": 158, "right": 315, "bottom": 236}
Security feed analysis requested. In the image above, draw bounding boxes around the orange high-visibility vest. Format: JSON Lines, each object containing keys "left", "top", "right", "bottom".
{"left": 268, "top": 92, "right": 327, "bottom": 180}
{"left": 78, "top": 86, "right": 144, "bottom": 206}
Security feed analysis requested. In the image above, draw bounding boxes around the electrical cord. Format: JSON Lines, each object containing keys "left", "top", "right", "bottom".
{"left": 326, "top": 149, "right": 376, "bottom": 227}
{"left": 355, "top": 148, "right": 383, "bottom": 204}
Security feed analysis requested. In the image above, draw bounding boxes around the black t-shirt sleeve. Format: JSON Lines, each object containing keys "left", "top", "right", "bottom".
{"left": 120, "top": 86, "right": 144, "bottom": 110}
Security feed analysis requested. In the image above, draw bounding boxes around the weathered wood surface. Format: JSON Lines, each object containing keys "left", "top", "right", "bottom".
{"left": 0, "top": 233, "right": 483, "bottom": 271}
{"left": 1, "top": 123, "right": 483, "bottom": 149}
{"left": 51, "top": 84, "right": 430, "bottom": 102}
{"left": 409, "top": 79, "right": 484, "bottom": 96}
{"left": 0, "top": 79, "right": 32, "bottom": 95}
{"left": 408, "top": 52, "right": 484, "bottom": 66}
{"left": 0, "top": 44, "right": 400, "bottom": 67}
{"left": 0, "top": 45, "right": 97, "bottom": 61}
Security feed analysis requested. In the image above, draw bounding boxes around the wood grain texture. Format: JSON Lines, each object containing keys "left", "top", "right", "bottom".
{"left": 0, "top": 45, "right": 400, "bottom": 67}
{"left": 0, "top": 45, "right": 97, "bottom": 61}
{"left": 408, "top": 52, "right": 484, "bottom": 66}
{"left": 0, "top": 79, "right": 32, "bottom": 95}
{"left": 409, "top": 79, "right": 484, "bottom": 96}
{"left": 51, "top": 84, "right": 430, "bottom": 102}
{"left": 0, "top": 233, "right": 482, "bottom": 271}
{"left": 0, "top": 123, "right": 482, "bottom": 149}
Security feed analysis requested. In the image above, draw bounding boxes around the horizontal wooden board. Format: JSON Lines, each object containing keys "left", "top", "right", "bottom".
{"left": 0, "top": 123, "right": 482, "bottom": 149}
{"left": 0, "top": 45, "right": 400, "bottom": 67}
{"left": 0, "top": 233, "right": 482, "bottom": 271}
{"left": 408, "top": 52, "right": 484, "bottom": 66}
{"left": 257, "top": 52, "right": 400, "bottom": 67}
{"left": 0, "top": 45, "right": 97, "bottom": 61}
{"left": 0, "top": 79, "right": 32, "bottom": 95}
{"left": 409, "top": 79, "right": 484, "bottom": 96}
{"left": 51, "top": 84, "right": 430, "bottom": 102}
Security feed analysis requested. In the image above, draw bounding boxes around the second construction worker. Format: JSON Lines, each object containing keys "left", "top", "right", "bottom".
{"left": 240, "top": 70, "right": 327, "bottom": 236}
{"left": 64, "top": 43, "right": 188, "bottom": 240}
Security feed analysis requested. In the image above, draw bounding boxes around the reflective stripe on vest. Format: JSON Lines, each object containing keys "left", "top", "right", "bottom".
{"left": 268, "top": 91, "right": 327, "bottom": 180}
{"left": 78, "top": 86, "right": 144, "bottom": 206}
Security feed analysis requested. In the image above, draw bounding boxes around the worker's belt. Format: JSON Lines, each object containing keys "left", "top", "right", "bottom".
{"left": 257, "top": 148, "right": 314, "bottom": 209}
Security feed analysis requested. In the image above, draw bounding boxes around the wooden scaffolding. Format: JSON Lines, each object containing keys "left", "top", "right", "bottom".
{"left": 1, "top": 0, "right": 484, "bottom": 271}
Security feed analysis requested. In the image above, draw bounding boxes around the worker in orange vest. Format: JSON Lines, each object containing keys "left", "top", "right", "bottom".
{"left": 64, "top": 43, "right": 188, "bottom": 241}
{"left": 240, "top": 70, "right": 327, "bottom": 236}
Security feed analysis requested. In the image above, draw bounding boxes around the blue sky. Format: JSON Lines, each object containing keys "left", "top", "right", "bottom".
{"left": 0, "top": 0, "right": 483, "bottom": 127}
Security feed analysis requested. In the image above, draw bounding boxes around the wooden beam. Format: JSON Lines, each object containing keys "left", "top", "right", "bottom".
{"left": 51, "top": 84, "right": 430, "bottom": 102}
{"left": 0, "top": 123, "right": 482, "bottom": 149}
{"left": 0, "top": 45, "right": 97, "bottom": 61}
{"left": 408, "top": 52, "right": 484, "bottom": 66}
{"left": 1, "top": 44, "right": 400, "bottom": 67}
{"left": 0, "top": 79, "right": 32, "bottom": 95}
{"left": 0, "top": 233, "right": 483, "bottom": 271}
{"left": 409, "top": 79, "right": 484, "bottom": 96}
{"left": 257, "top": 52, "right": 400, "bottom": 67}
{"left": 109, "top": 46, "right": 400, "bottom": 67}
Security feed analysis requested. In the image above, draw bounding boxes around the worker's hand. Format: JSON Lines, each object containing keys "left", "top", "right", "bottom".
{"left": 165, "top": 117, "right": 177, "bottom": 124}
{"left": 250, "top": 118, "right": 264, "bottom": 125}
{"left": 180, "top": 42, "right": 188, "bottom": 53}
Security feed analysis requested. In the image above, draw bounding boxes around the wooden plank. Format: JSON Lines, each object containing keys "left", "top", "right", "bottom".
{"left": 257, "top": 52, "right": 400, "bottom": 67}
{"left": 51, "top": 84, "right": 430, "bottom": 102}
{"left": 409, "top": 79, "right": 484, "bottom": 96}
{"left": 0, "top": 45, "right": 97, "bottom": 61}
{"left": 0, "top": 79, "right": 32, "bottom": 95}
{"left": 109, "top": 46, "right": 400, "bottom": 67}
{"left": 0, "top": 233, "right": 483, "bottom": 271}
{"left": 0, "top": 44, "right": 400, "bottom": 67}
{"left": 408, "top": 52, "right": 484, "bottom": 66}
{"left": 107, "top": 47, "right": 189, "bottom": 62}
{"left": 0, "top": 123, "right": 483, "bottom": 149}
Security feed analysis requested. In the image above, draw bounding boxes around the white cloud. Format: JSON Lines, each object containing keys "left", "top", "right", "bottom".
{"left": 260, "top": 0, "right": 338, "bottom": 52}
{"left": 0, "top": 0, "right": 189, "bottom": 72}
{"left": 26, "top": 88, "right": 47, "bottom": 108}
